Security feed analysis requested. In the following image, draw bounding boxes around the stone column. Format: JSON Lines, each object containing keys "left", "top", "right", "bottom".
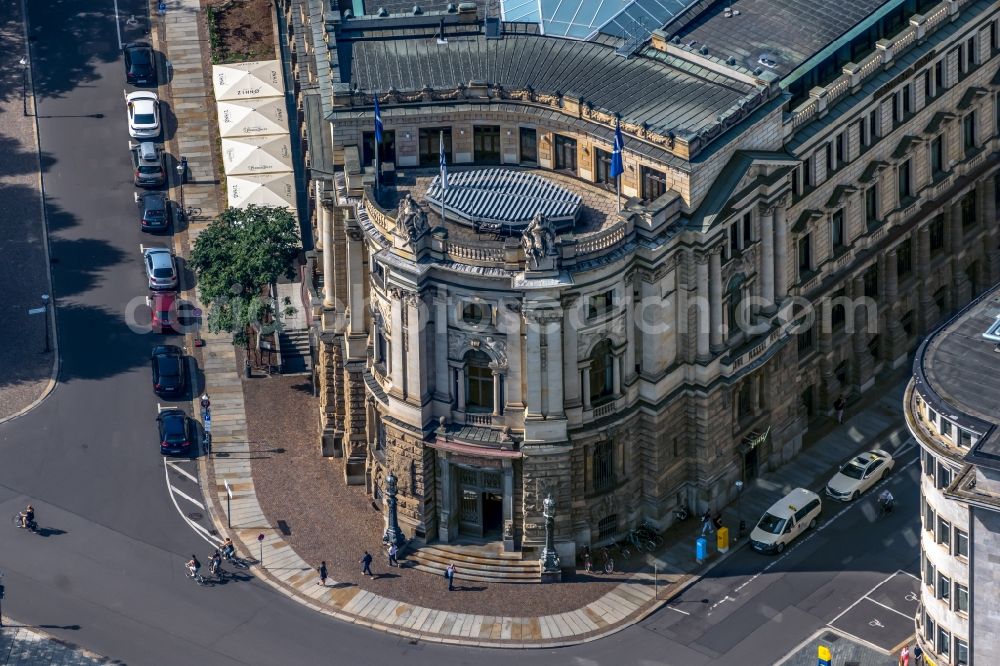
{"left": 917, "top": 225, "right": 934, "bottom": 333}
{"left": 709, "top": 248, "right": 724, "bottom": 350}
{"left": 492, "top": 369, "right": 502, "bottom": 416}
{"left": 774, "top": 204, "right": 789, "bottom": 303}
{"left": 561, "top": 296, "right": 579, "bottom": 406}
{"left": 503, "top": 307, "right": 524, "bottom": 409}
{"left": 819, "top": 298, "right": 838, "bottom": 405}
{"left": 884, "top": 248, "right": 906, "bottom": 365}
{"left": 405, "top": 294, "right": 426, "bottom": 402}
{"left": 581, "top": 366, "right": 592, "bottom": 410}
{"left": 438, "top": 452, "right": 454, "bottom": 542}
{"left": 321, "top": 201, "right": 336, "bottom": 308}
{"left": 502, "top": 460, "right": 515, "bottom": 551}
{"left": 951, "top": 199, "right": 972, "bottom": 304}
{"left": 612, "top": 352, "right": 621, "bottom": 396}
{"left": 640, "top": 273, "right": 664, "bottom": 372}
{"left": 525, "top": 314, "right": 543, "bottom": 418}
{"left": 346, "top": 228, "right": 366, "bottom": 336}
{"left": 979, "top": 179, "right": 1000, "bottom": 284}
{"left": 545, "top": 317, "right": 564, "bottom": 418}
{"left": 454, "top": 365, "right": 466, "bottom": 411}
{"left": 434, "top": 289, "right": 450, "bottom": 403}
{"left": 389, "top": 293, "right": 404, "bottom": 391}
{"left": 760, "top": 206, "right": 775, "bottom": 311}
{"left": 851, "top": 274, "right": 874, "bottom": 392}
{"left": 623, "top": 280, "right": 637, "bottom": 381}
{"left": 696, "top": 253, "right": 711, "bottom": 359}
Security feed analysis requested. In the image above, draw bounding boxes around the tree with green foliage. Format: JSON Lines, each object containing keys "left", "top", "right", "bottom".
{"left": 190, "top": 205, "right": 300, "bottom": 347}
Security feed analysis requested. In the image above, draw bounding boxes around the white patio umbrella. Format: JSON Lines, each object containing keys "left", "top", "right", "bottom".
{"left": 216, "top": 97, "right": 289, "bottom": 138}
{"left": 212, "top": 60, "right": 285, "bottom": 100}
{"left": 221, "top": 135, "right": 294, "bottom": 175}
{"left": 227, "top": 172, "right": 296, "bottom": 210}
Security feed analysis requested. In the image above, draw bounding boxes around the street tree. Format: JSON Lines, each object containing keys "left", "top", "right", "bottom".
{"left": 190, "top": 204, "right": 300, "bottom": 347}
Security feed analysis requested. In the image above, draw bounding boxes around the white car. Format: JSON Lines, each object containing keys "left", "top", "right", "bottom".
{"left": 141, "top": 245, "right": 178, "bottom": 291}
{"left": 825, "top": 449, "right": 895, "bottom": 501}
{"left": 126, "top": 91, "right": 161, "bottom": 139}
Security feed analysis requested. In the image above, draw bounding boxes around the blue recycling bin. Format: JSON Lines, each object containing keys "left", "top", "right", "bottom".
{"left": 696, "top": 536, "right": 708, "bottom": 561}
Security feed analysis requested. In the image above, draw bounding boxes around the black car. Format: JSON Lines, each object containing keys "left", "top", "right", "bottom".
{"left": 151, "top": 345, "right": 185, "bottom": 396}
{"left": 157, "top": 408, "right": 193, "bottom": 456}
{"left": 140, "top": 192, "right": 169, "bottom": 231}
{"left": 124, "top": 42, "right": 156, "bottom": 86}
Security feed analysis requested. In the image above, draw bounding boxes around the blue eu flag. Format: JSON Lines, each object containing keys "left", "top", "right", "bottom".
{"left": 610, "top": 118, "right": 624, "bottom": 178}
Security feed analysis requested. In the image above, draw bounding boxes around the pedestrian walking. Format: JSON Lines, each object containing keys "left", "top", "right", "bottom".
{"left": 582, "top": 546, "right": 592, "bottom": 573}
{"left": 388, "top": 543, "right": 399, "bottom": 567}
{"left": 898, "top": 645, "right": 910, "bottom": 666}
{"left": 446, "top": 563, "right": 456, "bottom": 591}
{"left": 834, "top": 396, "right": 846, "bottom": 424}
{"left": 318, "top": 561, "right": 328, "bottom": 586}
{"left": 361, "top": 551, "right": 374, "bottom": 577}
{"left": 700, "top": 509, "right": 714, "bottom": 536}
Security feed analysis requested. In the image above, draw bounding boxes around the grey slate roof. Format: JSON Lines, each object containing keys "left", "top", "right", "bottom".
{"left": 668, "top": 0, "right": 892, "bottom": 77}
{"left": 337, "top": 24, "right": 758, "bottom": 136}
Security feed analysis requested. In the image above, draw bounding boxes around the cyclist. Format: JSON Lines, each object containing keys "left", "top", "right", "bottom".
{"left": 209, "top": 550, "right": 223, "bottom": 576}
{"left": 187, "top": 554, "right": 201, "bottom": 578}
{"left": 878, "top": 488, "right": 895, "bottom": 515}
{"left": 18, "top": 504, "right": 34, "bottom": 529}
{"left": 221, "top": 537, "right": 235, "bottom": 560}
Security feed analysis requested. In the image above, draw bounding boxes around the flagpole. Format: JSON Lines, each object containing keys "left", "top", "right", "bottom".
{"left": 617, "top": 175, "right": 621, "bottom": 211}
{"left": 440, "top": 130, "right": 447, "bottom": 225}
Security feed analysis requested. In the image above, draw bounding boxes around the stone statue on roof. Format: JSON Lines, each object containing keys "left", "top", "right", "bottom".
{"left": 521, "top": 212, "right": 557, "bottom": 269}
{"left": 395, "top": 193, "right": 429, "bottom": 243}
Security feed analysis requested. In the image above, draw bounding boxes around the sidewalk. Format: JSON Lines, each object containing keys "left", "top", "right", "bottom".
{"left": 0, "top": 625, "right": 111, "bottom": 666}
{"left": 152, "top": 0, "right": 915, "bottom": 646}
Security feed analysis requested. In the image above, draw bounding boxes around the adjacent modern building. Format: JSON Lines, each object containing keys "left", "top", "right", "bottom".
{"left": 281, "top": 0, "right": 1000, "bottom": 567}
{"left": 905, "top": 284, "right": 1000, "bottom": 666}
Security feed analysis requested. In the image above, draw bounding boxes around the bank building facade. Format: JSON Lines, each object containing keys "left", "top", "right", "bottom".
{"left": 282, "top": 0, "right": 1000, "bottom": 564}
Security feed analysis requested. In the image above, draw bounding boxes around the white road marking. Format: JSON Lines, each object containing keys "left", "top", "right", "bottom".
{"left": 112, "top": 0, "right": 123, "bottom": 50}
{"left": 828, "top": 570, "right": 902, "bottom": 625}
{"left": 166, "top": 461, "right": 198, "bottom": 484}
{"left": 169, "top": 484, "right": 205, "bottom": 510}
{"left": 899, "top": 570, "right": 921, "bottom": 582}
{"left": 665, "top": 606, "right": 690, "bottom": 615}
{"left": 867, "top": 597, "right": 917, "bottom": 620}
{"left": 162, "top": 460, "right": 220, "bottom": 548}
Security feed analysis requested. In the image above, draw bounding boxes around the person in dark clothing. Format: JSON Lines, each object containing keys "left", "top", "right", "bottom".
{"left": 446, "top": 563, "right": 456, "bottom": 591}
{"left": 318, "top": 561, "right": 328, "bottom": 586}
{"left": 834, "top": 396, "right": 846, "bottom": 424}
{"left": 361, "top": 551, "right": 374, "bottom": 577}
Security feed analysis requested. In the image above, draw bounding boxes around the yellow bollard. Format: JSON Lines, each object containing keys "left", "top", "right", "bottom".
{"left": 717, "top": 526, "right": 729, "bottom": 553}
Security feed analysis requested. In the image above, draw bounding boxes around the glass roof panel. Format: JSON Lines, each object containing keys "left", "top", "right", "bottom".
{"left": 504, "top": 0, "right": 695, "bottom": 41}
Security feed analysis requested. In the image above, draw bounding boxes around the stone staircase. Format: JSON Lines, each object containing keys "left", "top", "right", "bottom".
{"left": 278, "top": 329, "right": 312, "bottom": 374}
{"left": 404, "top": 542, "right": 541, "bottom": 584}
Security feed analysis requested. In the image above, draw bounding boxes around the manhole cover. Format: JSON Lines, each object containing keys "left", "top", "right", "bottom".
{"left": 187, "top": 512, "right": 203, "bottom": 521}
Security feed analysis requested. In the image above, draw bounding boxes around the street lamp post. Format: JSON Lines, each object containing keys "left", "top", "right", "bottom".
{"left": 539, "top": 495, "right": 562, "bottom": 582}
{"left": 735, "top": 480, "right": 745, "bottom": 538}
{"left": 382, "top": 472, "right": 406, "bottom": 549}
{"left": 41, "top": 294, "right": 51, "bottom": 353}
{"left": 19, "top": 57, "right": 28, "bottom": 117}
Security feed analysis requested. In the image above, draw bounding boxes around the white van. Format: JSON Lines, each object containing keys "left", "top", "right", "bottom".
{"left": 749, "top": 487, "right": 822, "bottom": 555}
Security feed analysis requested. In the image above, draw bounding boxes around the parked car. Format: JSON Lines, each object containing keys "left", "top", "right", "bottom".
{"left": 126, "top": 91, "right": 161, "bottom": 139}
{"left": 749, "top": 488, "right": 822, "bottom": 555}
{"left": 131, "top": 141, "right": 165, "bottom": 188}
{"left": 139, "top": 191, "right": 169, "bottom": 232}
{"left": 825, "top": 449, "right": 895, "bottom": 501}
{"left": 151, "top": 345, "right": 185, "bottom": 397}
{"left": 156, "top": 407, "right": 194, "bottom": 456}
{"left": 146, "top": 291, "right": 178, "bottom": 333}
{"left": 123, "top": 42, "right": 156, "bottom": 86}
{"left": 141, "top": 245, "right": 178, "bottom": 291}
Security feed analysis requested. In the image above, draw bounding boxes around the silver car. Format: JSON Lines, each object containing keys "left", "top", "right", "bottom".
{"left": 141, "top": 245, "right": 178, "bottom": 291}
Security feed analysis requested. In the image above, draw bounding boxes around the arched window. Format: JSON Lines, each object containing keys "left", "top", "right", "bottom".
{"left": 589, "top": 340, "right": 614, "bottom": 403}
{"left": 464, "top": 350, "right": 493, "bottom": 412}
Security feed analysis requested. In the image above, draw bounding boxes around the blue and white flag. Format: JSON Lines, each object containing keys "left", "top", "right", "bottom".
{"left": 439, "top": 130, "right": 448, "bottom": 191}
{"left": 610, "top": 117, "right": 624, "bottom": 178}
{"left": 373, "top": 94, "right": 383, "bottom": 144}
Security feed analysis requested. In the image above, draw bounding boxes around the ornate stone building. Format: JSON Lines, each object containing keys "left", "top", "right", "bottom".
{"left": 905, "top": 285, "right": 1000, "bottom": 666}
{"left": 283, "top": 0, "right": 1000, "bottom": 563}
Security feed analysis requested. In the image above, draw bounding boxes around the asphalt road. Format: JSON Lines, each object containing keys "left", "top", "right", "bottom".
{"left": 0, "top": 2, "right": 920, "bottom": 664}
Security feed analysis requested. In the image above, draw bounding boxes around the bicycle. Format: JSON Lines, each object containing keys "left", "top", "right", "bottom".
{"left": 11, "top": 513, "right": 38, "bottom": 533}
{"left": 224, "top": 552, "right": 250, "bottom": 570}
{"left": 600, "top": 547, "right": 615, "bottom": 574}
{"left": 877, "top": 496, "right": 895, "bottom": 518}
{"left": 185, "top": 566, "right": 206, "bottom": 586}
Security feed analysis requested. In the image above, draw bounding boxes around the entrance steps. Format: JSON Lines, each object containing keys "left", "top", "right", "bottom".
{"left": 405, "top": 542, "right": 540, "bottom": 584}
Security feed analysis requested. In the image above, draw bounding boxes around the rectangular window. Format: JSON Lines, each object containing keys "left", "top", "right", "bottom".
{"left": 729, "top": 224, "right": 739, "bottom": 257}
{"left": 924, "top": 556, "right": 935, "bottom": 587}
{"left": 938, "top": 627, "right": 951, "bottom": 658}
{"left": 836, "top": 132, "right": 845, "bottom": 165}
{"left": 868, "top": 109, "right": 878, "bottom": 142}
{"left": 897, "top": 238, "right": 913, "bottom": 278}
{"left": 940, "top": 419, "right": 953, "bottom": 439}
{"left": 930, "top": 215, "right": 945, "bottom": 252}
{"left": 938, "top": 518, "right": 951, "bottom": 548}
{"left": 592, "top": 440, "right": 614, "bottom": 493}
{"left": 924, "top": 612, "right": 935, "bottom": 642}
{"left": 803, "top": 156, "right": 812, "bottom": 188}
{"left": 930, "top": 135, "right": 944, "bottom": 177}
{"left": 934, "top": 60, "right": 944, "bottom": 91}
{"left": 960, "top": 429, "right": 972, "bottom": 447}
{"left": 362, "top": 130, "right": 396, "bottom": 167}
{"left": 825, "top": 143, "right": 834, "bottom": 172}
{"left": 831, "top": 209, "right": 845, "bottom": 251}
{"left": 641, "top": 166, "right": 667, "bottom": 201}
{"left": 866, "top": 186, "right": 879, "bottom": 227}
{"left": 594, "top": 148, "right": 613, "bottom": 186}
{"left": 956, "top": 583, "right": 969, "bottom": 612}
{"left": 923, "top": 69, "right": 932, "bottom": 100}
{"left": 992, "top": 20, "right": 998, "bottom": 51}
{"left": 956, "top": 528, "right": 969, "bottom": 557}
{"left": 964, "top": 112, "right": 977, "bottom": 153}
{"left": 898, "top": 160, "right": 912, "bottom": 201}
{"left": 797, "top": 328, "right": 814, "bottom": 359}
{"left": 553, "top": 134, "right": 577, "bottom": 172}
{"left": 961, "top": 190, "right": 977, "bottom": 231}
{"left": 864, "top": 265, "right": 878, "bottom": 298}
{"left": 519, "top": 127, "right": 537, "bottom": 163}
{"left": 957, "top": 638, "right": 969, "bottom": 665}
{"left": 902, "top": 84, "right": 912, "bottom": 116}
{"left": 587, "top": 291, "right": 614, "bottom": 319}
{"left": 967, "top": 36, "right": 977, "bottom": 68}
{"left": 938, "top": 572, "right": 950, "bottom": 601}
{"left": 742, "top": 212, "right": 753, "bottom": 245}
{"left": 418, "top": 128, "right": 452, "bottom": 166}
{"left": 798, "top": 234, "right": 812, "bottom": 275}
{"left": 792, "top": 166, "right": 801, "bottom": 198}
{"left": 924, "top": 501, "right": 935, "bottom": 533}
{"left": 891, "top": 92, "right": 901, "bottom": 125}
{"left": 958, "top": 43, "right": 968, "bottom": 76}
